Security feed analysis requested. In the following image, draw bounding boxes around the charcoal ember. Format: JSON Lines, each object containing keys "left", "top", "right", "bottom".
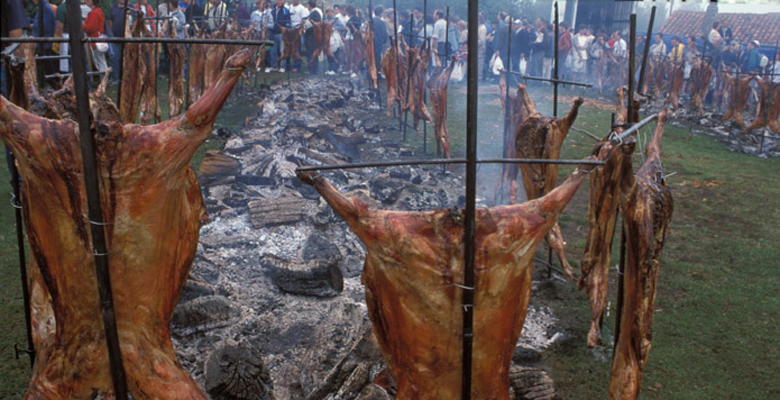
{"left": 509, "top": 366, "right": 556, "bottom": 400}
{"left": 288, "top": 178, "right": 322, "bottom": 200}
{"left": 387, "top": 166, "right": 413, "bottom": 181}
{"left": 302, "top": 232, "right": 343, "bottom": 263}
{"left": 312, "top": 203, "right": 337, "bottom": 225}
{"left": 248, "top": 194, "right": 313, "bottom": 227}
{"left": 399, "top": 186, "right": 450, "bottom": 210}
{"left": 199, "top": 150, "right": 241, "bottom": 186}
{"left": 180, "top": 279, "right": 217, "bottom": 303}
{"left": 369, "top": 174, "right": 405, "bottom": 205}
{"left": 265, "top": 256, "right": 344, "bottom": 297}
{"left": 512, "top": 345, "right": 542, "bottom": 364}
{"left": 236, "top": 175, "right": 276, "bottom": 187}
{"left": 205, "top": 342, "right": 274, "bottom": 400}
{"left": 172, "top": 295, "right": 240, "bottom": 336}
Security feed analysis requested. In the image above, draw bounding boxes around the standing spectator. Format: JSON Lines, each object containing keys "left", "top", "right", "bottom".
{"left": 612, "top": 30, "right": 627, "bottom": 59}
{"left": 32, "top": 0, "right": 57, "bottom": 77}
{"left": 493, "top": 12, "right": 508, "bottom": 69}
{"left": 772, "top": 52, "right": 780, "bottom": 84}
{"left": 55, "top": 0, "right": 72, "bottom": 72}
{"left": 512, "top": 22, "right": 530, "bottom": 73}
{"left": 719, "top": 40, "right": 739, "bottom": 70}
{"left": 588, "top": 32, "right": 606, "bottom": 83}
{"left": 83, "top": 0, "right": 108, "bottom": 72}
{"left": 289, "top": 0, "right": 309, "bottom": 28}
{"left": 571, "top": 26, "right": 593, "bottom": 82}
{"left": 371, "top": 6, "right": 388, "bottom": 74}
{"left": 1, "top": 0, "right": 28, "bottom": 95}
{"left": 168, "top": 0, "right": 186, "bottom": 38}
{"left": 184, "top": 0, "right": 205, "bottom": 34}
{"left": 668, "top": 36, "right": 685, "bottom": 64}
{"left": 531, "top": 23, "right": 546, "bottom": 77}
{"left": 558, "top": 23, "right": 572, "bottom": 79}
{"left": 324, "top": 7, "right": 342, "bottom": 75}
{"left": 109, "top": 1, "right": 126, "bottom": 82}
{"left": 204, "top": 0, "right": 227, "bottom": 32}
{"left": 432, "top": 10, "right": 449, "bottom": 65}
{"left": 743, "top": 40, "right": 762, "bottom": 73}
{"left": 649, "top": 33, "right": 666, "bottom": 58}
{"left": 303, "top": 0, "right": 322, "bottom": 73}
{"left": 269, "top": 0, "right": 290, "bottom": 72}
{"left": 477, "top": 14, "right": 487, "bottom": 76}
{"left": 708, "top": 22, "right": 723, "bottom": 55}
{"left": 542, "top": 23, "right": 553, "bottom": 79}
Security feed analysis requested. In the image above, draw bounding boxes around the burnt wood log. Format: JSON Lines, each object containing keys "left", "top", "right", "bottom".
{"left": 266, "top": 256, "right": 344, "bottom": 298}
{"left": 0, "top": 49, "right": 251, "bottom": 399}
{"left": 248, "top": 194, "right": 311, "bottom": 227}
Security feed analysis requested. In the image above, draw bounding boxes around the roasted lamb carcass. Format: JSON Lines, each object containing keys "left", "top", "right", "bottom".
{"left": 364, "top": 23, "right": 378, "bottom": 89}
{"left": 188, "top": 31, "right": 208, "bottom": 104}
{"left": 297, "top": 149, "right": 609, "bottom": 400}
{"left": 119, "top": 17, "right": 149, "bottom": 123}
{"left": 495, "top": 77, "right": 534, "bottom": 204}
{"left": 666, "top": 63, "right": 684, "bottom": 109}
{"left": 744, "top": 76, "right": 780, "bottom": 135}
{"left": 204, "top": 26, "right": 229, "bottom": 92}
{"left": 166, "top": 22, "right": 186, "bottom": 117}
{"left": 509, "top": 84, "right": 583, "bottom": 279}
{"left": 405, "top": 44, "right": 433, "bottom": 130}
{"left": 688, "top": 59, "right": 714, "bottom": 116}
{"left": 610, "top": 111, "right": 673, "bottom": 400}
{"left": 427, "top": 61, "right": 455, "bottom": 159}
{"left": 381, "top": 43, "right": 400, "bottom": 116}
{"left": 0, "top": 49, "right": 252, "bottom": 400}
{"left": 721, "top": 73, "right": 754, "bottom": 128}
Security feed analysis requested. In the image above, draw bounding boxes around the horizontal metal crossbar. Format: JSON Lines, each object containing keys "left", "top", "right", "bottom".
{"left": 1, "top": 36, "right": 273, "bottom": 46}
{"left": 611, "top": 113, "right": 659, "bottom": 143}
{"left": 44, "top": 71, "right": 104, "bottom": 79}
{"left": 501, "top": 69, "right": 592, "bottom": 88}
{"left": 295, "top": 157, "right": 605, "bottom": 172}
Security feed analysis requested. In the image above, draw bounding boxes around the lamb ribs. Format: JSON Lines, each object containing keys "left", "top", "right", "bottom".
{"left": 610, "top": 111, "right": 673, "bottom": 400}
{"left": 0, "top": 50, "right": 252, "bottom": 400}
{"left": 298, "top": 148, "right": 608, "bottom": 399}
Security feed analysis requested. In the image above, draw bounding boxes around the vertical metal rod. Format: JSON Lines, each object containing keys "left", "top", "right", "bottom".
{"left": 422, "top": 0, "right": 428, "bottom": 154}
{"left": 444, "top": 7, "right": 450, "bottom": 60}
{"left": 553, "top": 2, "right": 559, "bottom": 117}
{"left": 628, "top": 14, "right": 636, "bottom": 124}
{"left": 37, "top": 0, "right": 45, "bottom": 83}
{"left": 613, "top": 225, "right": 627, "bottom": 353}
{"left": 65, "top": 0, "right": 129, "bottom": 397}
{"left": 403, "top": 15, "right": 414, "bottom": 141}
{"left": 117, "top": 0, "right": 130, "bottom": 108}
{"left": 6, "top": 148, "right": 34, "bottom": 367}
{"left": 501, "top": 17, "right": 513, "bottom": 193}
{"left": 462, "top": 0, "right": 479, "bottom": 398}
{"left": 154, "top": 0, "right": 160, "bottom": 122}
{"left": 392, "top": 0, "right": 401, "bottom": 129}
{"left": 637, "top": 6, "right": 656, "bottom": 94}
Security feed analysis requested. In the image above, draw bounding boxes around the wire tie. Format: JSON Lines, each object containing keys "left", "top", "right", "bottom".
{"left": 10, "top": 194, "right": 22, "bottom": 209}
{"left": 88, "top": 219, "right": 112, "bottom": 226}
{"left": 463, "top": 304, "right": 473, "bottom": 311}
{"left": 451, "top": 283, "right": 474, "bottom": 290}
{"left": 463, "top": 332, "right": 473, "bottom": 338}
{"left": 93, "top": 250, "right": 111, "bottom": 257}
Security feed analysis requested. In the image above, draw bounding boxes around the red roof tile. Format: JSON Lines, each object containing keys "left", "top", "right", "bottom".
{"left": 660, "top": 10, "right": 780, "bottom": 46}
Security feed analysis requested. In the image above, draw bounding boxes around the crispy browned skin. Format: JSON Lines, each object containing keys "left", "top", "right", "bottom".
{"left": 722, "top": 74, "right": 754, "bottom": 128}
{"left": 510, "top": 85, "right": 583, "bottom": 279}
{"left": 405, "top": 45, "right": 433, "bottom": 129}
{"left": 666, "top": 64, "right": 684, "bottom": 109}
{"left": 364, "top": 25, "right": 378, "bottom": 89}
{"left": 0, "top": 50, "right": 251, "bottom": 400}
{"left": 744, "top": 76, "right": 780, "bottom": 134}
{"left": 140, "top": 27, "right": 161, "bottom": 124}
{"left": 427, "top": 61, "right": 455, "bottom": 158}
{"left": 167, "top": 27, "right": 186, "bottom": 117}
{"left": 689, "top": 60, "right": 713, "bottom": 115}
{"left": 298, "top": 151, "right": 606, "bottom": 400}
{"left": 609, "top": 111, "right": 673, "bottom": 400}
{"left": 119, "top": 18, "right": 148, "bottom": 123}
{"left": 381, "top": 43, "right": 399, "bottom": 116}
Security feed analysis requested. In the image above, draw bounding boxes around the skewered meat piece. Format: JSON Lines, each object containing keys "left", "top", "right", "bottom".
{"left": 744, "top": 76, "right": 780, "bottom": 135}
{"left": 189, "top": 32, "right": 207, "bottom": 103}
{"left": 666, "top": 64, "right": 684, "bottom": 109}
{"left": 721, "top": 74, "right": 754, "bottom": 128}
{"left": 281, "top": 25, "right": 305, "bottom": 69}
{"left": 495, "top": 78, "right": 536, "bottom": 205}
{"left": 510, "top": 84, "right": 583, "bottom": 279}
{"left": 610, "top": 111, "right": 673, "bottom": 400}
{"left": 297, "top": 150, "right": 609, "bottom": 400}
{"left": 0, "top": 49, "right": 251, "bottom": 400}
{"left": 381, "top": 43, "right": 400, "bottom": 116}
{"left": 427, "top": 61, "right": 455, "bottom": 158}
{"left": 310, "top": 20, "right": 334, "bottom": 60}
{"left": 689, "top": 59, "right": 714, "bottom": 116}
{"left": 204, "top": 27, "right": 229, "bottom": 93}
{"left": 5, "top": 44, "right": 62, "bottom": 119}
{"left": 405, "top": 45, "right": 433, "bottom": 129}
{"left": 346, "top": 30, "right": 366, "bottom": 74}
{"left": 166, "top": 21, "right": 186, "bottom": 117}
{"left": 119, "top": 17, "right": 149, "bottom": 123}
{"left": 364, "top": 24, "right": 378, "bottom": 89}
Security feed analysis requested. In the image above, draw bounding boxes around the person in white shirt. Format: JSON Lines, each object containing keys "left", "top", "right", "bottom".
{"left": 571, "top": 27, "right": 594, "bottom": 80}
{"left": 288, "top": 0, "right": 309, "bottom": 28}
{"left": 649, "top": 34, "right": 666, "bottom": 59}
{"left": 773, "top": 52, "right": 780, "bottom": 84}
{"left": 250, "top": 0, "right": 266, "bottom": 34}
{"left": 612, "top": 30, "right": 627, "bottom": 59}
{"left": 431, "top": 10, "right": 448, "bottom": 64}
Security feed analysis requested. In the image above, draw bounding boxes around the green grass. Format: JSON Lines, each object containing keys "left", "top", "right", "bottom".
{"left": 2, "top": 77, "right": 778, "bottom": 399}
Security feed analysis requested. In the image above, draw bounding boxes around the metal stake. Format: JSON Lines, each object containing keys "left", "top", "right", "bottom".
{"left": 553, "top": 2, "right": 559, "bottom": 118}
{"left": 403, "top": 15, "right": 414, "bottom": 142}
{"left": 628, "top": 14, "right": 636, "bottom": 124}
{"left": 65, "top": 0, "right": 129, "bottom": 397}
{"left": 392, "top": 0, "right": 402, "bottom": 130}
{"left": 422, "top": 0, "right": 428, "bottom": 154}
{"left": 637, "top": 6, "right": 656, "bottom": 94}
{"left": 117, "top": 0, "right": 130, "bottom": 109}
{"left": 462, "top": 0, "right": 479, "bottom": 398}
{"left": 501, "top": 17, "right": 513, "bottom": 201}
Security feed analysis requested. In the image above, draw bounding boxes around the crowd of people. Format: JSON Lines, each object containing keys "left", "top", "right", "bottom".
{"left": 5, "top": 0, "right": 780, "bottom": 101}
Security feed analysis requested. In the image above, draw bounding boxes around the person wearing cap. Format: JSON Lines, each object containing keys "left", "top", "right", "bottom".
{"left": 743, "top": 40, "right": 762, "bottom": 73}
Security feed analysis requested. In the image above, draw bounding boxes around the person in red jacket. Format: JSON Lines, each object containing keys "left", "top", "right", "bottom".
{"left": 83, "top": 0, "right": 108, "bottom": 72}
{"left": 558, "top": 23, "right": 572, "bottom": 80}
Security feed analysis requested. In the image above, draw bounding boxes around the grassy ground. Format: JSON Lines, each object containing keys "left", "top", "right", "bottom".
{"left": 1, "top": 76, "right": 778, "bottom": 398}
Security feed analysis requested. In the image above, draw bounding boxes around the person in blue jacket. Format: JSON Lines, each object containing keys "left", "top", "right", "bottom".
{"left": 743, "top": 40, "right": 762, "bottom": 74}
{"left": 269, "top": 0, "right": 291, "bottom": 72}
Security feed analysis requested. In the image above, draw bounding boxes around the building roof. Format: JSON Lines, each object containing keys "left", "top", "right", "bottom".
{"left": 660, "top": 10, "right": 780, "bottom": 45}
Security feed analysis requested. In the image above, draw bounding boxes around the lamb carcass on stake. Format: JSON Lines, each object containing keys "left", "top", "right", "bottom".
{"left": 427, "top": 61, "right": 455, "bottom": 158}
{"left": 610, "top": 111, "right": 673, "bottom": 400}
{"left": 688, "top": 58, "right": 714, "bottom": 116}
{"left": 364, "top": 23, "right": 378, "bottom": 89}
{"left": 381, "top": 42, "right": 400, "bottom": 116}
{"left": 666, "top": 63, "right": 684, "bottom": 109}
{"left": 297, "top": 146, "right": 611, "bottom": 400}
{"left": 509, "top": 84, "right": 584, "bottom": 280}
{"left": 579, "top": 88, "right": 635, "bottom": 347}
{"left": 721, "top": 73, "right": 754, "bottom": 128}
{"left": 166, "top": 20, "right": 186, "bottom": 117}
{"left": 743, "top": 76, "right": 780, "bottom": 135}
{"left": 188, "top": 31, "right": 208, "bottom": 103}
{"left": 404, "top": 43, "right": 433, "bottom": 129}
{"left": 0, "top": 49, "right": 252, "bottom": 400}
{"left": 119, "top": 17, "right": 149, "bottom": 123}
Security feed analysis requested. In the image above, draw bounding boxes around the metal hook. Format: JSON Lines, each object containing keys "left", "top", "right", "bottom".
{"left": 450, "top": 282, "right": 474, "bottom": 291}
{"left": 10, "top": 194, "right": 22, "bottom": 209}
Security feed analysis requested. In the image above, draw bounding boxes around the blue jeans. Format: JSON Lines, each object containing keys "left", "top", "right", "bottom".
{"left": 270, "top": 33, "right": 282, "bottom": 68}
{"left": 109, "top": 43, "right": 122, "bottom": 81}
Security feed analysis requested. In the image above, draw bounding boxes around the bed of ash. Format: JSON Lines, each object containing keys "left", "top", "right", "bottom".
{"left": 171, "top": 78, "right": 561, "bottom": 400}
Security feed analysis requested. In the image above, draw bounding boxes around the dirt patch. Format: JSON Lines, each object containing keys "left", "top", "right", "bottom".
{"left": 546, "top": 94, "right": 616, "bottom": 111}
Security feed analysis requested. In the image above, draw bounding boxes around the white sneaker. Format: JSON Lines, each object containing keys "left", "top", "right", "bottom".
{"left": 350, "top": 73, "right": 358, "bottom": 79}
{"left": 264, "top": 67, "right": 273, "bottom": 73}
{"left": 325, "top": 70, "right": 336, "bottom": 75}
{"left": 279, "top": 68, "right": 286, "bottom": 73}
